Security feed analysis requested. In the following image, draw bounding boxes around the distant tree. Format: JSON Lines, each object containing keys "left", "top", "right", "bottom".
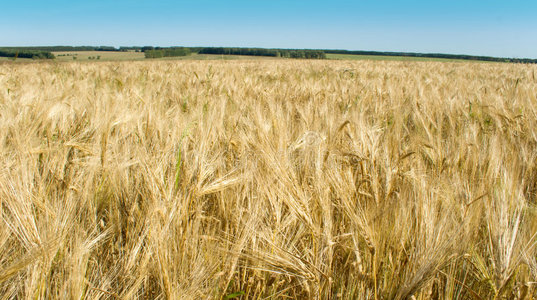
{"left": 144, "top": 48, "right": 190, "bottom": 59}
{"left": 0, "top": 49, "right": 55, "bottom": 59}
{"left": 197, "top": 47, "right": 325, "bottom": 59}
{"left": 96, "top": 46, "right": 117, "bottom": 51}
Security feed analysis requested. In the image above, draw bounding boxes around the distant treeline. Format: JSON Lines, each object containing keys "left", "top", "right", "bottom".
{"left": 1, "top": 46, "right": 536, "bottom": 63}
{"left": 198, "top": 47, "right": 326, "bottom": 59}
{"left": 144, "top": 47, "right": 191, "bottom": 58}
{"left": 0, "top": 46, "right": 120, "bottom": 52}
{"left": 141, "top": 47, "right": 326, "bottom": 60}
{"left": 0, "top": 46, "right": 129, "bottom": 59}
{"left": 0, "top": 48, "right": 55, "bottom": 59}
{"left": 323, "top": 49, "right": 537, "bottom": 64}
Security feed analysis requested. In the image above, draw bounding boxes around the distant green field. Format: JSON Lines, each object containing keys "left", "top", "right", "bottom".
{"left": 53, "top": 51, "right": 145, "bottom": 61}
{"left": 326, "top": 53, "right": 473, "bottom": 62}
{"left": 52, "top": 51, "right": 279, "bottom": 62}
{"left": 3, "top": 51, "right": 488, "bottom": 63}
{"left": 172, "top": 54, "right": 277, "bottom": 60}
{"left": 0, "top": 57, "right": 33, "bottom": 62}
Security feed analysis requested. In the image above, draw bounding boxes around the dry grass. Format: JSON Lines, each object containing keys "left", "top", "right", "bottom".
{"left": 1, "top": 59, "right": 537, "bottom": 299}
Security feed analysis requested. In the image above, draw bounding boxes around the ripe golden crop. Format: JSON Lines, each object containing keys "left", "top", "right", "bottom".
{"left": 1, "top": 60, "right": 536, "bottom": 299}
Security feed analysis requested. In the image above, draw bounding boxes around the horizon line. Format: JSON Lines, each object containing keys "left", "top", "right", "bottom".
{"left": 1, "top": 45, "right": 536, "bottom": 60}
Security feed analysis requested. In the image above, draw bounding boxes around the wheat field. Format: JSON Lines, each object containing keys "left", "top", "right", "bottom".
{"left": 1, "top": 59, "right": 537, "bottom": 299}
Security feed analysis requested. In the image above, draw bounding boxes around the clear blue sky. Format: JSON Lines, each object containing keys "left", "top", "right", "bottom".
{"left": 1, "top": 0, "right": 536, "bottom": 58}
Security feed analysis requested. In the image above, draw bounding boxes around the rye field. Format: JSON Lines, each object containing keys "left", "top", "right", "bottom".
{"left": 1, "top": 59, "right": 537, "bottom": 299}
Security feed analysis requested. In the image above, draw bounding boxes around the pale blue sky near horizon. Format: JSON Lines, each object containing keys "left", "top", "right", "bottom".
{"left": 1, "top": 0, "right": 536, "bottom": 58}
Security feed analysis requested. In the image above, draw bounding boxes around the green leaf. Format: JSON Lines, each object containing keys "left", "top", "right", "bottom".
{"left": 224, "top": 291, "right": 244, "bottom": 299}
{"left": 174, "top": 144, "right": 182, "bottom": 191}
